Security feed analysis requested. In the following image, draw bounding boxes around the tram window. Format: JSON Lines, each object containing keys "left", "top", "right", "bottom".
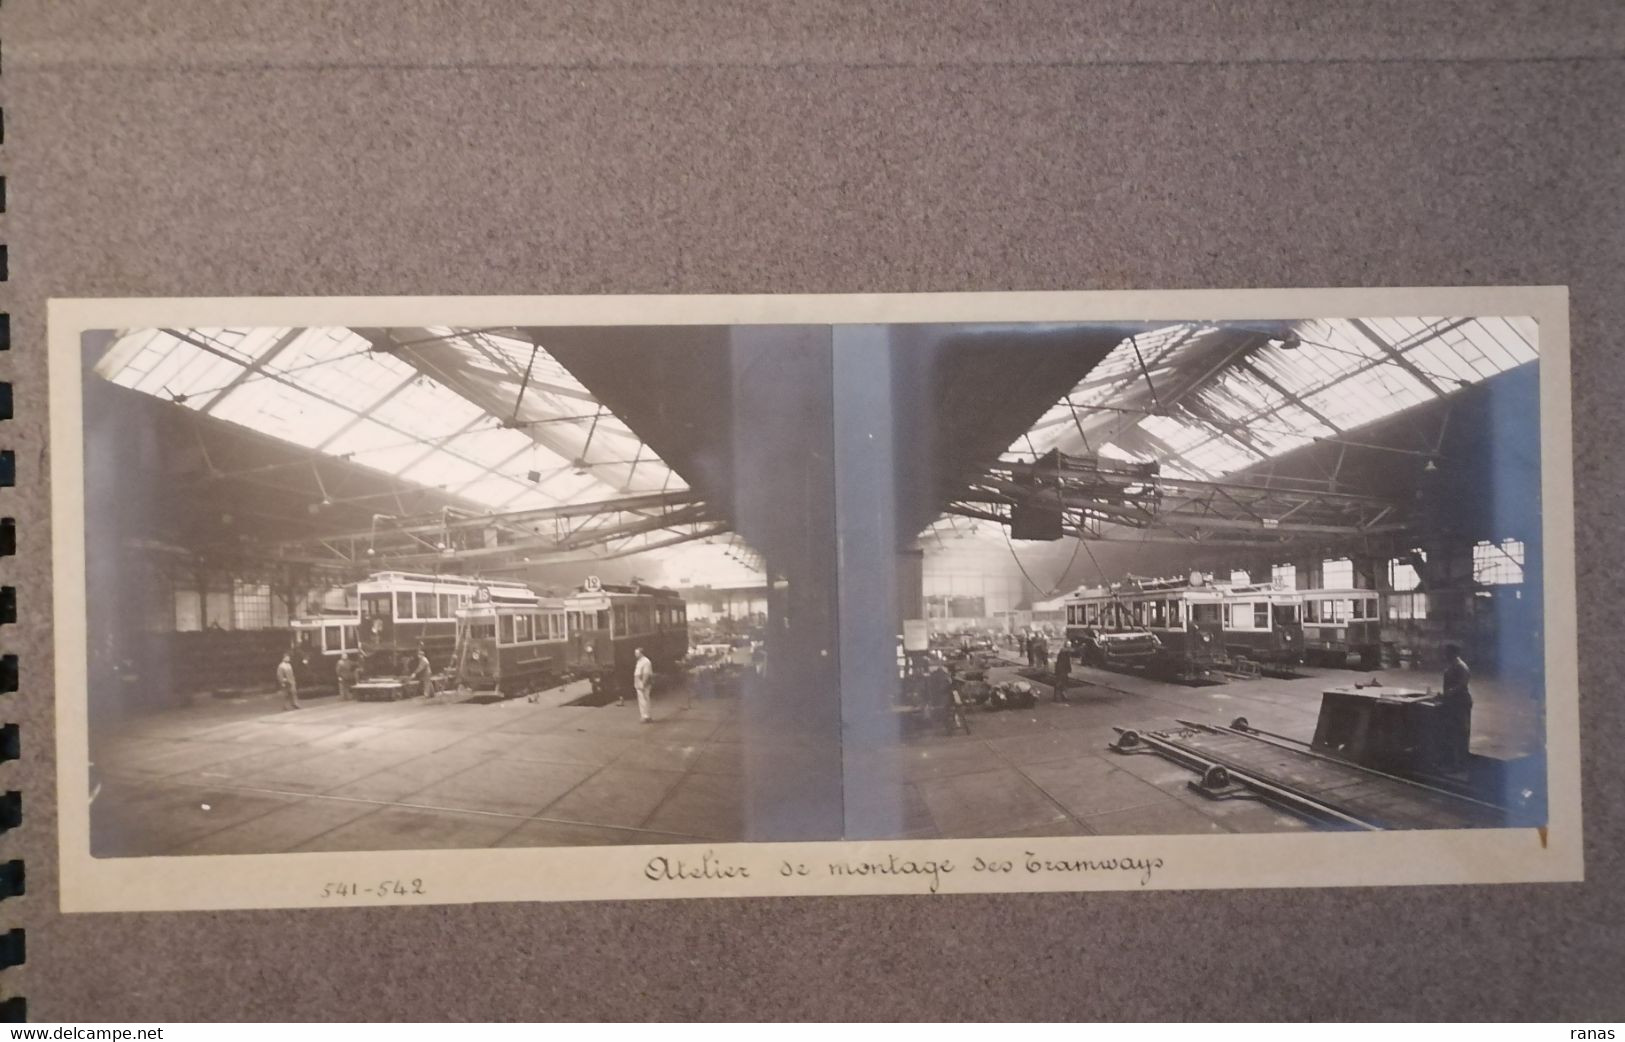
{"left": 1221, "top": 603, "right": 1232, "bottom": 627}
{"left": 1253, "top": 603, "right": 1269, "bottom": 628}
{"left": 361, "top": 593, "right": 391, "bottom": 618}
{"left": 1273, "top": 604, "right": 1298, "bottom": 623}
{"left": 1320, "top": 599, "right": 1334, "bottom": 622}
{"left": 1147, "top": 600, "right": 1165, "bottom": 628}
{"left": 499, "top": 615, "right": 515, "bottom": 644}
{"left": 415, "top": 592, "right": 435, "bottom": 618}
{"left": 1303, "top": 600, "right": 1317, "bottom": 623}
{"left": 1193, "top": 603, "right": 1221, "bottom": 625}
{"left": 1170, "top": 600, "right": 1182, "bottom": 626}
{"left": 436, "top": 594, "right": 449, "bottom": 618}
{"left": 1366, "top": 597, "right": 1378, "bottom": 620}
{"left": 322, "top": 627, "right": 341, "bottom": 653}
{"left": 396, "top": 592, "right": 414, "bottom": 619}
{"left": 1351, "top": 599, "right": 1365, "bottom": 621}
{"left": 1132, "top": 601, "right": 1144, "bottom": 625}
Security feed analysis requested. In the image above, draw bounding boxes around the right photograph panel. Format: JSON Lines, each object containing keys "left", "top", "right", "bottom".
{"left": 836, "top": 317, "right": 1545, "bottom": 841}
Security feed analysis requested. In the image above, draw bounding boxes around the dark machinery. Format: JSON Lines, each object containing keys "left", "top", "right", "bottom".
{"left": 1108, "top": 682, "right": 1543, "bottom": 830}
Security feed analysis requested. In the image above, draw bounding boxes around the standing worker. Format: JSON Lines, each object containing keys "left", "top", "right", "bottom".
{"left": 412, "top": 645, "right": 434, "bottom": 699}
{"left": 335, "top": 652, "right": 357, "bottom": 701}
{"left": 276, "top": 653, "right": 301, "bottom": 711}
{"left": 633, "top": 647, "right": 655, "bottom": 724}
{"left": 1052, "top": 644, "right": 1072, "bottom": 704}
{"left": 1438, "top": 643, "right": 1474, "bottom": 769}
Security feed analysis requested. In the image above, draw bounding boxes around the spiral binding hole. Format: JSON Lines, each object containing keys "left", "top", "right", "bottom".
{"left": 0, "top": 862, "right": 21, "bottom": 900}
{"left": 0, "top": 23, "right": 22, "bottom": 1021}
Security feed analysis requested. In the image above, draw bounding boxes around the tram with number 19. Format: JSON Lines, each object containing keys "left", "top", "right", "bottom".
{"left": 563, "top": 578, "right": 690, "bottom": 695}
{"left": 453, "top": 584, "right": 571, "bottom": 696}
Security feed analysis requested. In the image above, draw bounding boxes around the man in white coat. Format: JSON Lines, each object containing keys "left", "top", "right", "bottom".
{"left": 633, "top": 647, "right": 655, "bottom": 723}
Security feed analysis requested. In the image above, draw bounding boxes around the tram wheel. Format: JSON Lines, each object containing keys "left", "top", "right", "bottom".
{"left": 1230, "top": 717, "right": 1250, "bottom": 732}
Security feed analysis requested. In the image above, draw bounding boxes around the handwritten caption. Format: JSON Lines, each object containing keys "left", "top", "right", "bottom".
{"left": 320, "top": 879, "right": 427, "bottom": 899}
{"left": 645, "top": 849, "right": 1165, "bottom": 894}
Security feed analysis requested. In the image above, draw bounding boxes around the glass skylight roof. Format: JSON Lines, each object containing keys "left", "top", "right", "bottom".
{"left": 95, "top": 326, "right": 686, "bottom": 512}
{"left": 1013, "top": 316, "right": 1538, "bottom": 481}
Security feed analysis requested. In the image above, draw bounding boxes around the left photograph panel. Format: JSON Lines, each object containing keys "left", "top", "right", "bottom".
{"left": 78, "top": 324, "right": 843, "bottom": 858}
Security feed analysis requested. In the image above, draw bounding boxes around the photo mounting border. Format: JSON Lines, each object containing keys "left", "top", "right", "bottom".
{"left": 47, "top": 287, "right": 1581, "bottom": 912}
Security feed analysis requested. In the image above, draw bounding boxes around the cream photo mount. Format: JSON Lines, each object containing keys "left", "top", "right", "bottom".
{"left": 48, "top": 287, "right": 1581, "bottom": 913}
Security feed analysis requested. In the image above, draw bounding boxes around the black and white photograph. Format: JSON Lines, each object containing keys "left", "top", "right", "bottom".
{"left": 77, "top": 321, "right": 847, "bottom": 858}
{"left": 46, "top": 289, "right": 1580, "bottom": 910}
{"left": 842, "top": 316, "right": 1549, "bottom": 840}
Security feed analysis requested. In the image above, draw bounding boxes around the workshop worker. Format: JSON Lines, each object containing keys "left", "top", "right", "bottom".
{"left": 335, "top": 652, "right": 357, "bottom": 701}
{"left": 1052, "top": 644, "right": 1073, "bottom": 704}
{"left": 633, "top": 647, "right": 655, "bottom": 723}
{"left": 1439, "top": 643, "right": 1474, "bottom": 768}
{"left": 1036, "top": 634, "right": 1050, "bottom": 671}
{"left": 276, "top": 653, "right": 301, "bottom": 711}
{"left": 1024, "top": 632, "right": 1036, "bottom": 668}
{"left": 412, "top": 646, "right": 433, "bottom": 699}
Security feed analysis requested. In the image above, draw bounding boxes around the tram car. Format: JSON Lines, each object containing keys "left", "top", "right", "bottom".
{"left": 1214, "top": 582, "right": 1305, "bottom": 667}
{"left": 288, "top": 612, "right": 361, "bottom": 693}
{"left": 1063, "top": 576, "right": 1225, "bottom": 680}
{"left": 356, "top": 571, "right": 536, "bottom": 684}
{"left": 1298, "top": 587, "right": 1383, "bottom": 668}
{"left": 452, "top": 585, "right": 570, "bottom": 696}
{"left": 563, "top": 578, "right": 689, "bottom": 694}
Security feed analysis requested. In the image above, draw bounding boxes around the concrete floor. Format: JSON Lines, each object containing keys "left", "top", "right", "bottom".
{"left": 846, "top": 653, "right": 1543, "bottom": 841}
{"left": 88, "top": 658, "right": 1543, "bottom": 856}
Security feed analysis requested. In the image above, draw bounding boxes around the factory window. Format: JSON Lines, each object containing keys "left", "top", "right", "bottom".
{"left": 232, "top": 581, "right": 274, "bottom": 630}
{"left": 1322, "top": 558, "right": 1355, "bottom": 588}
{"left": 1474, "top": 539, "right": 1525, "bottom": 585}
{"left": 1389, "top": 592, "right": 1429, "bottom": 620}
{"left": 1271, "top": 564, "right": 1297, "bottom": 591}
{"left": 1253, "top": 602, "right": 1269, "bottom": 628}
{"left": 1389, "top": 551, "right": 1425, "bottom": 592}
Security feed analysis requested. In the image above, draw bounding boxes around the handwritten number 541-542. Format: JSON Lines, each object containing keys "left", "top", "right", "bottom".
{"left": 321, "top": 880, "right": 426, "bottom": 898}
